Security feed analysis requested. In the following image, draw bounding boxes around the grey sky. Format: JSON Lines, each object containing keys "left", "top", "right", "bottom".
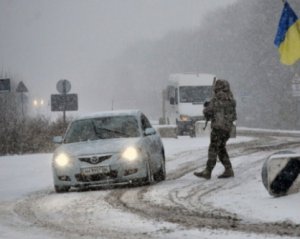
{"left": 0, "top": 0, "right": 237, "bottom": 115}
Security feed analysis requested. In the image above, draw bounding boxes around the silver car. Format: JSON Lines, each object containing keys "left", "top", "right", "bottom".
{"left": 52, "top": 110, "right": 166, "bottom": 193}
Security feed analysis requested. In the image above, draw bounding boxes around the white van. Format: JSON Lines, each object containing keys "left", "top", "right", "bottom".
{"left": 165, "top": 73, "right": 216, "bottom": 136}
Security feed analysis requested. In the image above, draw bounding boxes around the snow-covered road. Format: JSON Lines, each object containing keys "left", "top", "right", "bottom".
{"left": 0, "top": 134, "right": 300, "bottom": 239}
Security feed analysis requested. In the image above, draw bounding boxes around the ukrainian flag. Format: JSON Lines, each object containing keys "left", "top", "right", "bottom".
{"left": 274, "top": 1, "right": 300, "bottom": 65}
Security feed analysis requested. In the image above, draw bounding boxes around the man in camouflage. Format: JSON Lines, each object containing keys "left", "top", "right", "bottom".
{"left": 194, "top": 79, "right": 237, "bottom": 179}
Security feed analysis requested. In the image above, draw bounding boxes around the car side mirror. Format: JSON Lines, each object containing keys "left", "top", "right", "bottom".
{"left": 53, "top": 136, "right": 63, "bottom": 144}
{"left": 144, "top": 128, "right": 156, "bottom": 136}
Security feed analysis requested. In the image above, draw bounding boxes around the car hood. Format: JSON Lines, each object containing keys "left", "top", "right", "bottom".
{"left": 54, "top": 137, "right": 142, "bottom": 157}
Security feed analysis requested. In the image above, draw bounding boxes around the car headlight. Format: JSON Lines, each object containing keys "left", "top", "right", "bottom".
{"left": 54, "top": 153, "right": 70, "bottom": 167}
{"left": 122, "top": 147, "right": 138, "bottom": 161}
{"left": 180, "top": 114, "right": 191, "bottom": 121}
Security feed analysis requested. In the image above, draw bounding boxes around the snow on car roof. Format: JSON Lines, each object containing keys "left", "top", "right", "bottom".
{"left": 74, "top": 109, "right": 141, "bottom": 121}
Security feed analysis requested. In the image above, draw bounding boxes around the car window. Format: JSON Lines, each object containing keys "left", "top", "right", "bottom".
{"left": 64, "top": 116, "right": 140, "bottom": 143}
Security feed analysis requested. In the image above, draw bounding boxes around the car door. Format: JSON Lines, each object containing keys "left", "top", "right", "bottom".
{"left": 140, "top": 114, "right": 161, "bottom": 172}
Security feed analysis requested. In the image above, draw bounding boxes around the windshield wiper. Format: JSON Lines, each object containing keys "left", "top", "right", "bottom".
{"left": 98, "top": 127, "right": 130, "bottom": 137}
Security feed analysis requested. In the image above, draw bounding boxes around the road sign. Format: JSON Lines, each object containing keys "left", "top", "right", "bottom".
{"left": 56, "top": 79, "right": 71, "bottom": 94}
{"left": 51, "top": 94, "right": 78, "bottom": 111}
{"left": 16, "top": 81, "right": 28, "bottom": 93}
{"left": 0, "top": 78, "right": 11, "bottom": 92}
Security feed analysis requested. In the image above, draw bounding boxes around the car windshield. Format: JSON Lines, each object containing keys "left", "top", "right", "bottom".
{"left": 179, "top": 86, "right": 212, "bottom": 103}
{"left": 64, "top": 115, "right": 140, "bottom": 143}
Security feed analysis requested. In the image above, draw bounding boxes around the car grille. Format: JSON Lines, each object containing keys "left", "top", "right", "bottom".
{"left": 75, "top": 170, "right": 118, "bottom": 182}
{"left": 79, "top": 155, "right": 112, "bottom": 164}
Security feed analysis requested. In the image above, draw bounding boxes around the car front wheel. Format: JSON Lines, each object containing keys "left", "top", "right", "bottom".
{"left": 154, "top": 153, "right": 166, "bottom": 182}
{"left": 145, "top": 154, "right": 155, "bottom": 184}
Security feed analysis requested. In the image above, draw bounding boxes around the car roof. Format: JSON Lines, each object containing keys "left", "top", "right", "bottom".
{"left": 73, "top": 109, "right": 142, "bottom": 121}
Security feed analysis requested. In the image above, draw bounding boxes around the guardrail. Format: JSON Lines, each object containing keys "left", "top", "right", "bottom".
{"left": 154, "top": 123, "right": 300, "bottom": 138}
{"left": 237, "top": 127, "right": 300, "bottom": 137}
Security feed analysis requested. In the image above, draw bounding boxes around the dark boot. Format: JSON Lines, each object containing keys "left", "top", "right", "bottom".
{"left": 194, "top": 168, "right": 212, "bottom": 180}
{"left": 218, "top": 168, "right": 234, "bottom": 178}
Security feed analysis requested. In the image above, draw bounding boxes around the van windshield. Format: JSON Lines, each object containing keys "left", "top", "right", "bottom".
{"left": 179, "top": 86, "right": 212, "bottom": 103}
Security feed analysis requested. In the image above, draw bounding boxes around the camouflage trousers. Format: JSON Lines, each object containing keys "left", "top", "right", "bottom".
{"left": 206, "top": 128, "right": 232, "bottom": 170}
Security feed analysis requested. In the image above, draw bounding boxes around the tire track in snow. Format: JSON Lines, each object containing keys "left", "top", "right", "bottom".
{"left": 105, "top": 136, "right": 300, "bottom": 237}
{"left": 12, "top": 189, "right": 162, "bottom": 239}
{"left": 6, "top": 135, "right": 300, "bottom": 238}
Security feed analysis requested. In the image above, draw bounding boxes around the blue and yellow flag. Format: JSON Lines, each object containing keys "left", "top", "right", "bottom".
{"left": 274, "top": 1, "right": 300, "bottom": 65}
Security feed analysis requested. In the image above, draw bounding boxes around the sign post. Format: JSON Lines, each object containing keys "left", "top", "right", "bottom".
{"left": 57, "top": 79, "right": 71, "bottom": 123}
{"left": 51, "top": 79, "right": 78, "bottom": 124}
{"left": 16, "top": 81, "right": 29, "bottom": 154}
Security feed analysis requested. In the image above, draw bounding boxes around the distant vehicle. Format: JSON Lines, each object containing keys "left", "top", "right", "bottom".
{"left": 165, "top": 73, "right": 216, "bottom": 136}
{"left": 52, "top": 110, "right": 166, "bottom": 193}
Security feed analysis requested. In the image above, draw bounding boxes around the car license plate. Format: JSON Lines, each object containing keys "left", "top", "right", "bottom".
{"left": 81, "top": 166, "right": 110, "bottom": 175}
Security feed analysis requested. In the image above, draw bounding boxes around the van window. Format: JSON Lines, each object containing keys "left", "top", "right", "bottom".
{"left": 167, "top": 86, "right": 176, "bottom": 99}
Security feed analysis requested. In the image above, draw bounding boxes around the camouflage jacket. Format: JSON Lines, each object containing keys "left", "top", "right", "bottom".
{"left": 203, "top": 80, "right": 237, "bottom": 132}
